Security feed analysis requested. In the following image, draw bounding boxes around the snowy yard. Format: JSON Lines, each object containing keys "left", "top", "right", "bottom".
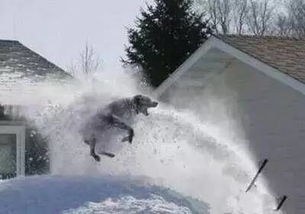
{"left": 0, "top": 175, "right": 209, "bottom": 214}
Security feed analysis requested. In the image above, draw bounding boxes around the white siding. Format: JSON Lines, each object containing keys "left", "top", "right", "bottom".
{"left": 160, "top": 59, "right": 305, "bottom": 214}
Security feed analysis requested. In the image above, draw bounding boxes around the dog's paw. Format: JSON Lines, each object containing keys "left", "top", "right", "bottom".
{"left": 93, "top": 155, "right": 100, "bottom": 162}
{"left": 121, "top": 136, "right": 132, "bottom": 144}
{"left": 107, "top": 153, "right": 115, "bottom": 158}
{"left": 102, "top": 152, "right": 115, "bottom": 158}
{"left": 128, "top": 129, "right": 134, "bottom": 144}
{"left": 121, "top": 136, "right": 128, "bottom": 142}
{"left": 128, "top": 135, "right": 133, "bottom": 144}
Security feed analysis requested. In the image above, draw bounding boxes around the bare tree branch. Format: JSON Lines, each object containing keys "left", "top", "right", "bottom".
{"left": 205, "top": 0, "right": 233, "bottom": 34}
{"left": 68, "top": 43, "right": 101, "bottom": 76}
{"left": 246, "top": 0, "right": 274, "bottom": 36}
{"left": 217, "top": 0, "right": 232, "bottom": 34}
{"left": 207, "top": 0, "right": 220, "bottom": 33}
{"left": 286, "top": 0, "right": 305, "bottom": 37}
{"left": 275, "top": 13, "right": 291, "bottom": 36}
{"left": 233, "top": 0, "right": 249, "bottom": 34}
{"left": 195, "top": 0, "right": 305, "bottom": 37}
{"left": 80, "top": 43, "right": 100, "bottom": 74}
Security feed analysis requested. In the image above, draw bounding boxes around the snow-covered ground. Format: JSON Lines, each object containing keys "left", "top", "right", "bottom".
{"left": 0, "top": 175, "right": 209, "bottom": 214}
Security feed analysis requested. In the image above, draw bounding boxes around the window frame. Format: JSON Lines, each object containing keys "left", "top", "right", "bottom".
{"left": 0, "top": 125, "right": 25, "bottom": 176}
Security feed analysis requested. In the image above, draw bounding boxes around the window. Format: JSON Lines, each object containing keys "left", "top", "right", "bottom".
{"left": 0, "top": 126, "right": 25, "bottom": 179}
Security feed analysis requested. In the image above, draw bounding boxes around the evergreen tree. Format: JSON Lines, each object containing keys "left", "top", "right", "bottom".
{"left": 123, "top": 0, "right": 212, "bottom": 87}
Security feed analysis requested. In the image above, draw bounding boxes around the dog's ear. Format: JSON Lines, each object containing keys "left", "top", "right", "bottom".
{"left": 133, "top": 95, "right": 142, "bottom": 114}
{"left": 134, "top": 95, "right": 142, "bottom": 104}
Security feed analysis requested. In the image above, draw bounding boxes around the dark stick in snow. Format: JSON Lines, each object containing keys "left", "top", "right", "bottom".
{"left": 245, "top": 159, "right": 268, "bottom": 192}
{"left": 275, "top": 195, "right": 287, "bottom": 211}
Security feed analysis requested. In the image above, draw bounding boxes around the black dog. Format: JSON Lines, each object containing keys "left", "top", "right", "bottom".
{"left": 81, "top": 95, "right": 158, "bottom": 161}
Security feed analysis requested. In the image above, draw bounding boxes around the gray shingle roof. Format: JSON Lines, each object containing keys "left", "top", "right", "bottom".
{"left": 0, "top": 39, "right": 70, "bottom": 79}
{"left": 0, "top": 40, "right": 72, "bottom": 104}
{"left": 216, "top": 35, "right": 305, "bottom": 83}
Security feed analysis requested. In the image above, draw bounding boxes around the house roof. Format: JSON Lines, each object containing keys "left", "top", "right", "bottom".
{"left": 0, "top": 39, "right": 72, "bottom": 105}
{"left": 155, "top": 35, "right": 305, "bottom": 97}
{"left": 217, "top": 35, "right": 305, "bottom": 84}
{"left": 0, "top": 39, "right": 70, "bottom": 78}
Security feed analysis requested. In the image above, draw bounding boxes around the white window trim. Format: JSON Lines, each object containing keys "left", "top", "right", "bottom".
{"left": 0, "top": 125, "right": 25, "bottom": 176}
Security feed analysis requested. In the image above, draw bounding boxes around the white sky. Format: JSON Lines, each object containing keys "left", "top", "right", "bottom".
{"left": 0, "top": 0, "right": 151, "bottom": 72}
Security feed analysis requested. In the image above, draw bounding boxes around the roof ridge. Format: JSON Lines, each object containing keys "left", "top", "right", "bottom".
{"left": 0, "top": 39, "right": 20, "bottom": 43}
{"left": 216, "top": 34, "right": 305, "bottom": 41}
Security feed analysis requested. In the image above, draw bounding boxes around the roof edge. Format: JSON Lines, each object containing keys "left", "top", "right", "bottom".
{"left": 215, "top": 34, "right": 305, "bottom": 41}
{"left": 153, "top": 36, "right": 216, "bottom": 97}
{"left": 19, "top": 42, "right": 72, "bottom": 78}
{"left": 213, "top": 37, "right": 305, "bottom": 96}
{"left": 0, "top": 39, "right": 72, "bottom": 78}
{"left": 154, "top": 35, "right": 305, "bottom": 98}
{"left": 0, "top": 39, "right": 19, "bottom": 43}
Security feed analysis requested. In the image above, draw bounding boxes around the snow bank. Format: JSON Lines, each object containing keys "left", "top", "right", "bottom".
{"left": 0, "top": 175, "right": 209, "bottom": 214}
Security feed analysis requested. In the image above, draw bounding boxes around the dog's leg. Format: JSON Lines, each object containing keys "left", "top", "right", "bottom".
{"left": 100, "top": 151, "right": 115, "bottom": 158}
{"left": 110, "top": 116, "right": 134, "bottom": 144}
{"left": 89, "top": 138, "right": 100, "bottom": 162}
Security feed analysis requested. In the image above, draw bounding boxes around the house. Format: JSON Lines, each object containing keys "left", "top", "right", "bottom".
{"left": 155, "top": 35, "right": 305, "bottom": 214}
{"left": 0, "top": 40, "right": 71, "bottom": 179}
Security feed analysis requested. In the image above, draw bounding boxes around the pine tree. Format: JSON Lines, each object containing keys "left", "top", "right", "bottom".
{"left": 123, "top": 0, "right": 212, "bottom": 87}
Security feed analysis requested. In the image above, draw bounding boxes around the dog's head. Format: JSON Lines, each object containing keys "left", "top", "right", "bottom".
{"left": 133, "top": 95, "right": 158, "bottom": 116}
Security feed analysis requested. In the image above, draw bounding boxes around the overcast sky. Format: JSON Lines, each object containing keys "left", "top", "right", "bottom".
{"left": 0, "top": 0, "right": 152, "bottom": 72}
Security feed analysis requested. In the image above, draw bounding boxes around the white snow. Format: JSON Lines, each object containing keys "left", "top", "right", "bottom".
{"left": 0, "top": 175, "right": 208, "bottom": 214}
{"left": 64, "top": 195, "right": 191, "bottom": 214}
{"left": 0, "top": 71, "right": 282, "bottom": 214}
